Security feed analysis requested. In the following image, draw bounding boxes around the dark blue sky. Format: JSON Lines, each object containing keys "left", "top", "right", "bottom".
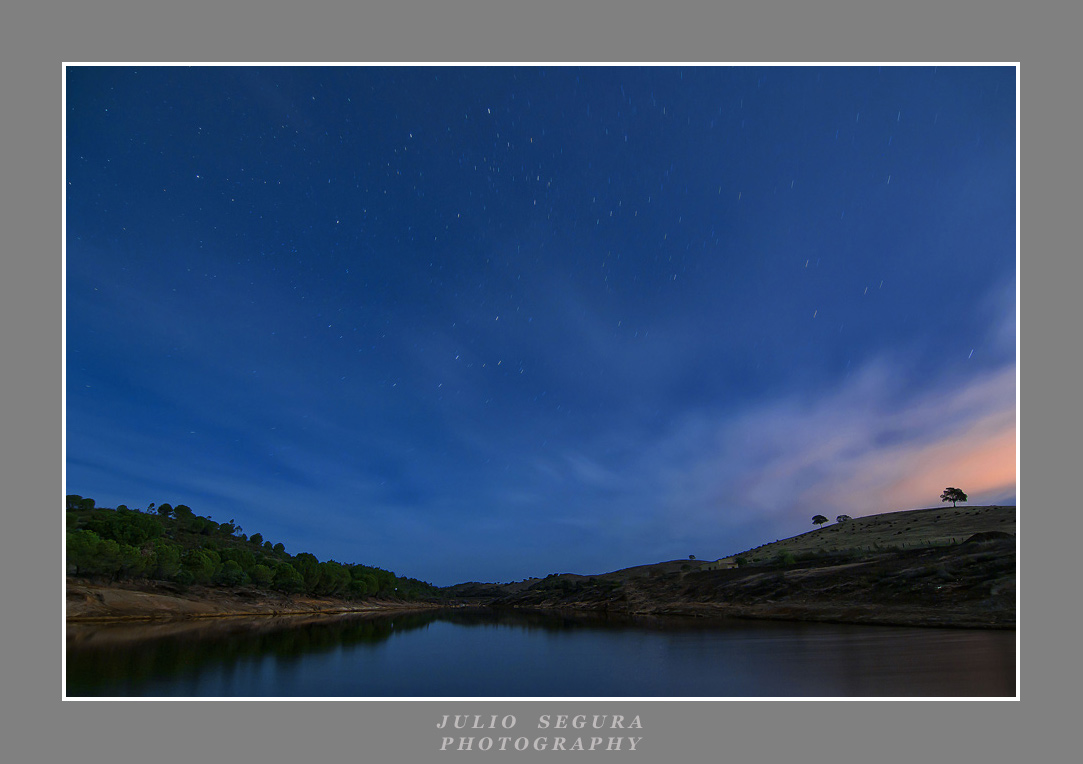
{"left": 65, "top": 66, "right": 1016, "bottom": 586}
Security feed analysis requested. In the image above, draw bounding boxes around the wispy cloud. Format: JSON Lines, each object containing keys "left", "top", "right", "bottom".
{"left": 405, "top": 349, "right": 1017, "bottom": 577}
{"left": 632, "top": 356, "right": 1016, "bottom": 548}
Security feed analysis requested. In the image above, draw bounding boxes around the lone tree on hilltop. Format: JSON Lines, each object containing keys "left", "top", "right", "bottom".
{"left": 836, "top": 514, "right": 852, "bottom": 524}
{"left": 813, "top": 514, "right": 829, "bottom": 528}
{"left": 940, "top": 487, "right": 968, "bottom": 508}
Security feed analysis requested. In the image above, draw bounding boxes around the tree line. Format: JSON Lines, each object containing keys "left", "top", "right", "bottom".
{"left": 65, "top": 495, "right": 441, "bottom": 601}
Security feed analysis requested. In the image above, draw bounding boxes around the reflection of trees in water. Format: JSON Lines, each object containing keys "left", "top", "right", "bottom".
{"left": 66, "top": 608, "right": 1017, "bottom": 697}
{"left": 66, "top": 608, "right": 764, "bottom": 695}
{"left": 66, "top": 610, "right": 442, "bottom": 695}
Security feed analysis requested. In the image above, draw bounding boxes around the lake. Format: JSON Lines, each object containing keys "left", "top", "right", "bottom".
{"left": 66, "top": 608, "right": 1016, "bottom": 697}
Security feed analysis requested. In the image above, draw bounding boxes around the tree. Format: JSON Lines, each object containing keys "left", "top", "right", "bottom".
{"left": 214, "top": 560, "right": 248, "bottom": 587}
{"left": 181, "top": 549, "right": 217, "bottom": 584}
{"left": 152, "top": 542, "right": 182, "bottom": 580}
{"left": 940, "top": 487, "right": 968, "bottom": 508}
{"left": 97, "top": 539, "right": 124, "bottom": 580}
{"left": 316, "top": 560, "right": 351, "bottom": 596}
{"left": 249, "top": 564, "right": 274, "bottom": 588}
{"left": 272, "top": 563, "right": 304, "bottom": 593}
{"left": 836, "top": 514, "right": 852, "bottom": 524}
{"left": 812, "top": 514, "right": 828, "bottom": 528}
{"left": 67, "top": 529, "right": 103, "bottom": 576}
{"left": 116, "top": 542, "right": 150, "bottom": 579}
{"left": 292, "top": 552, "right": 321, "bottom": 592}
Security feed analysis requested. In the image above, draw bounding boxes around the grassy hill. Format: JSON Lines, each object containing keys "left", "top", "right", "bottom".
{"left": 446, "top": 505, "right": 1016, "bottom": 629}
{"left": 723, "top": 504, "right": 1014, "bottom": 565}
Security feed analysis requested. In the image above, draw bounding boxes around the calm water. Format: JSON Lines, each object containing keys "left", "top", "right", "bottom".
{"left": 66, "top": 608, "right": 1015, "bottom": 697}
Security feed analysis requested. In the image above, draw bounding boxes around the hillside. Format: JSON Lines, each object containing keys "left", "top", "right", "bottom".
{"left": 445, "top": 505, "right": 1016, "bottom": 629}
{"left": 65, "top": 495, "right": 442, "bottom": 621}
{"left": 67, "top": 501, "right": 1015, "bottom": 628}
{"left": 724, "top": 504, "right": 1014, "bottom": 564}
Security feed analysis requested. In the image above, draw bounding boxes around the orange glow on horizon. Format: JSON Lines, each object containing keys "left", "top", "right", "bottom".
{"left": 882, "top": 418, "right": 1017, "bottom": 509}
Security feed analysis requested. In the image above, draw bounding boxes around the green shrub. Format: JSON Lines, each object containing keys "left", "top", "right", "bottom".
{"left": 152, "top": 542, "right": 182, "bottom": 580}
{"left": 249, "top": 564, "right": 274, "bottom": 587}
{"left": 181, "top": 549, "right": 217, "bottom": 584}
{"left": 273, "top": 564, "right": 305, "bottom": 593}
{"left": 67, "top": 529, "right": 103, "bottom": 576}
{"left": 214, "top": 560, "right": 248, "bottom": 586}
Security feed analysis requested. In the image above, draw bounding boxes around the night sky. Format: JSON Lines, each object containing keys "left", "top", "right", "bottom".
{"left": 65, "top": 66, "right": 1017, "bottom": 586}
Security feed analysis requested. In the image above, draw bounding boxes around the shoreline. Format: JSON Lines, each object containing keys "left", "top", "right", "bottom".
{"left": 67, "top": 579, "right": 1011, "bottom": 630}
{"left": 66, "top": 578, "right": 440, "bottom": 623}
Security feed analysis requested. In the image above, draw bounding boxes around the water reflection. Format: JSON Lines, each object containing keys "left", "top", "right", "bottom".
{"left": 67, "top": 608, "right": 1015, "bottom": 697}
{"left": 66, "top": 609, "right": 439, "bottom": 696}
